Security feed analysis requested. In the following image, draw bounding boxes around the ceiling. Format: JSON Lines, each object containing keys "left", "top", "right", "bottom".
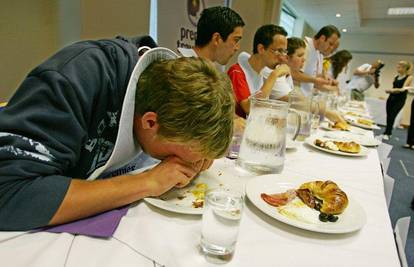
{"left": 286, "top": 0, "right": 414, "bottom": 35}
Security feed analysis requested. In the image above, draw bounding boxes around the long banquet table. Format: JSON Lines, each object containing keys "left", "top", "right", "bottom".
{"left": 0, "top": 128, "right": 401, "bottom": 267}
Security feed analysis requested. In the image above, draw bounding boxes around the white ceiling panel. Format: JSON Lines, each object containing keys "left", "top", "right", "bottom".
{"left": 286, "top": 0, "right": 414, "bottom": 35}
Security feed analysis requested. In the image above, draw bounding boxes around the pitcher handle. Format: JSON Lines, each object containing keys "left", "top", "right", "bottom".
{"left": 288, "top": 109, "right": 301, "bottom": 141}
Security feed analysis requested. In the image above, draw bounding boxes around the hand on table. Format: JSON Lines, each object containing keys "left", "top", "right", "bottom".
{"left": 234, "top": 116, "right": 246, "bottom": 134}
{"left": 314, "top": 77, "right": 330, "bottom": 88}
{"left": 326, "top": 109, "right": 346, "bottom": 125}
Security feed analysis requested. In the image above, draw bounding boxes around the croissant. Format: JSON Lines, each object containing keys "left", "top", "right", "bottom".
{"left": 299, "top": 181, "right": 348, "bottom": 215}
{"left": 331, "top": 121, "right": 349, "bottom": 131}
{"left": 334, "top": 141, "right": 361, "bottom": 153}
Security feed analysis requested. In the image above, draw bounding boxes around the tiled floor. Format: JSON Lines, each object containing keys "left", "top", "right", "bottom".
{"left": 375, "top": 127, "right": 414, "bottom": 267}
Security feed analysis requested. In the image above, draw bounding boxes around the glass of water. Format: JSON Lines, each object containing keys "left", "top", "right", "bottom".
{"left": 200, "top": 189, "right": 244, "bottom": 263}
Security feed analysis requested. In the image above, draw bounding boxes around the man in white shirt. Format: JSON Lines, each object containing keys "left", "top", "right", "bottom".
{"left": 177, "top": 6, "right": 244, "bottom": 67}
{"left": 291, "top": 25, "right": 341, "bottom": 96}
{"left": 348, "top": 60, "right": 383, "bottom": 101}
{"left": 227, "top": 25, "right": 290, "bottom": 118}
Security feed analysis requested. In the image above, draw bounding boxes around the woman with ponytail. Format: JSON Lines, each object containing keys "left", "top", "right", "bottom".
{"left": 383, "top": 61, "right": 413, "bottom": 140}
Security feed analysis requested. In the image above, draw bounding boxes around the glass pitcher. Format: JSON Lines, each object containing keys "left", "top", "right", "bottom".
{"left": 236, "top": 97, "right": 300, "bottom": 174}
{"left": 288, "top": 91, "right": 312, "bottom": 141}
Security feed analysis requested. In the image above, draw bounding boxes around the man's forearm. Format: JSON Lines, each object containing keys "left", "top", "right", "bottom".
{"left": 291, "top": 70, "right": 316, "bottom": 84}
{"left": 259, "top": 71, "right": 279, "bottom": 97}
{"left": 48, "top": 173, "right": 152, "bottom": 225}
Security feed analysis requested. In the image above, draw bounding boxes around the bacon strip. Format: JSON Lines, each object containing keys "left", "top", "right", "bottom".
{"left": 261, "top": 189, "right": 296, "bottom": 207}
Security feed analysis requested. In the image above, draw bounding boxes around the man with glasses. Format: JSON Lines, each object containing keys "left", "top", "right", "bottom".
{"left": 227, "top": 24, "right": 290, "bottom": 118}
{"left": 292, "top": 25, "right": 341, "bottom": 96}
{"left": 178, "top": 6, "right": 244, "bottom": 68}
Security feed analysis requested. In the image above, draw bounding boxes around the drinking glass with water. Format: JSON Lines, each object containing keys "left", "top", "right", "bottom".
{"left": 200, "top": 189, "right": 244, "bottom": 263}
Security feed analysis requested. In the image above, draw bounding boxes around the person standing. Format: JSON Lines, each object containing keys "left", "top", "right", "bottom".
{"left": 383, "top": 61, "right": 413, "bottom": 140}
{"left": 404, "top": 87, "right": 414, "bottom": 149}
{"left": 348, "top": 60, "right": 384, "bottom": 101}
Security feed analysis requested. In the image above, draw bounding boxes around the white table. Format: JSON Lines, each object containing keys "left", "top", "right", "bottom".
{"left": 0, "top": 130, "right": 400, "bottom": 267}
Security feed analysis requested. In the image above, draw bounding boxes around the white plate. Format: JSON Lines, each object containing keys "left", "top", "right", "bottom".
{"left": 345, "top": 116, "right": 380, "bottom": 130}
{"left": 319, "top": 122, "right": 369, "bottom": 135}
{"left": 320, "top": 132, "right": 381, "bottom": 147}
{"left": 246, "top": 175, "right": 366, "bottom": 234}
{"left": 305, "top": 137, "right": 369, "bottom": 157}
{"left": 144, "top": 173, "right": 224, "bottom": 215}
{"left": 341, "top": 111, "right": 373, "bottom": 120}
{"left": 319, "top": 122, "right": 343, "bottom": 132}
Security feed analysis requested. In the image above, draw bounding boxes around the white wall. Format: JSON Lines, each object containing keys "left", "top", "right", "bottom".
{"left": 229, "top": 0, "right": 282, "bottom": 67}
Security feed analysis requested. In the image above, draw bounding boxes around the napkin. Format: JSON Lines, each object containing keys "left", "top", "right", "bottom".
{"left": 42, "top": 206, "right": 129, "bottom": 238}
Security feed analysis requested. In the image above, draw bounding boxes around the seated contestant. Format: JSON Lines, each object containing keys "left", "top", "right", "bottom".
{"left": 178, "top": 6, "right": 244, "bottom": 67}
{"left": 0, "top": 36, "right": 235, "bottom": 230}
{"left": 227, "top": 24, "right": 290, "bottom": 118}
{"left": 280, "top": 37, "right": 347, "bottom": 124}
{"left": 325, "top": 50, "right": 353, "bottom": 96}
{"left": 178, "top": 6, "right": 246, "bottom": 130}
{"left": 291, "top": 25, "right": 341, "bottom": 96}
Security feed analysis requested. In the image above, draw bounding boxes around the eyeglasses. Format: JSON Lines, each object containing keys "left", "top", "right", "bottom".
{"left": 269, "top": 48, "right": 288, "bottom": 56}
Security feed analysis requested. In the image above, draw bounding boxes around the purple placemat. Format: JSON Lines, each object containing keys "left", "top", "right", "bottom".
{"left": 41, "top": 206, "right": 129, "bottom": 238}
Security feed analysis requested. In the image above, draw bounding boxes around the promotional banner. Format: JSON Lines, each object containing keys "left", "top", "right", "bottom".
{"left": 156, "top": 0, "right": 227, "bottom": 52}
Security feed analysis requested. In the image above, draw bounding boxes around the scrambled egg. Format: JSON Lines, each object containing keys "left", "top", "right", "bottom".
{"left": 191, "top": 183, "right": 208, "bottom": 208}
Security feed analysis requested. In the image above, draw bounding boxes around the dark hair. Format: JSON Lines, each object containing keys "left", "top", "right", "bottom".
{"left": 195, "top": 6, "right": 245, "bottom": 47}
{"left": 314, "top": 25, "right": 341, "bottom": 40}
{"left": 329, "top": 50, "right": 352, "bottom": 78}
{"left": 287, "top": 37, "right": 306, "bottom": 56}
{"left": 252, "top": 24, "right": 287, "bottom": 54}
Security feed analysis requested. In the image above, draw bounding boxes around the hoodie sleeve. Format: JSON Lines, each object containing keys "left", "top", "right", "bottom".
{"left": 0, "top": 40, "right": 135, "bottom": 230}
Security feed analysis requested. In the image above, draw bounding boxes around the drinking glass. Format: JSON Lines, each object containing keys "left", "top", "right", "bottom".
{"left": 226, "top": 134, "right": 242, "bottom": 159}
{"left": 313, "top": 93, "right": 328, "bottom": 122}
{"left": 200, "top": 189, "right": 244, "bottom": 263}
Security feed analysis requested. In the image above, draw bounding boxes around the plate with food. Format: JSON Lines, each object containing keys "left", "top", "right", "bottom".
{"left": 320, "top": 121, "right": 368, "bottom": 135}
{"left": 345, "top": 116, "right": 380, "bottom": 130}
{"left": 321, "top": 132, "right": 381, "bottom": 147}
{"left": 246, "top": 175, "right": 366, "bottom": 234}
{"left": 320, "top": 121, "right": 350, "bottom": 132}
{"left": 306, "top": 137, "right": 369, "bottom": 157}
{"left": 144, "top": 174, "right": 224, "bottom": 215}
{"left": 343, "top": 111, "right": 373, "bottom": 120}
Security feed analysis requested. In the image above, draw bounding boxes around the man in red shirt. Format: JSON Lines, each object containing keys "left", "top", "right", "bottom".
{"left": 227, "top": 25, "right": 290, "bottom": 118}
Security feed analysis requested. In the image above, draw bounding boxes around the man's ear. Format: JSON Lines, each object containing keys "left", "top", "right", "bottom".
{"left": 140, "top": 112, "right": 159, "bottom": 131}
{"left": 257, "top": 44, "right": 265, "bottom": 54}
{"left": 211, "top": 32, "right": 221, "bottom": 45}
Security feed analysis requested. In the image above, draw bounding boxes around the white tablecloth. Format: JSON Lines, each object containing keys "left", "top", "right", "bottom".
{"left": 0, "top": 130, "right": 400, "bottom": 267}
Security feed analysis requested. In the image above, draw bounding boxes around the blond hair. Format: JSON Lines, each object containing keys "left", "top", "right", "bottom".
{"left": 135, "top": 57, "right": 235, "bottom": 159}
{"left": 399, "top": 61, "right": 413, "bottom": 75}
